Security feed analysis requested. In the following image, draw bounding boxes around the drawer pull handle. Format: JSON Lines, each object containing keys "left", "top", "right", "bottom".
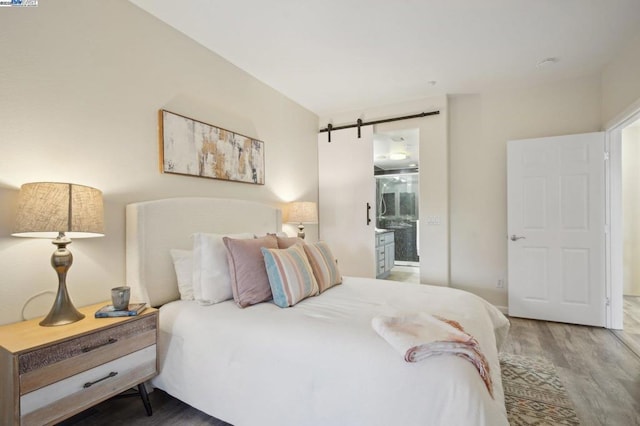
{"left": 84, "top": 371, "right": 118, "bottom": 388}
{"left": 82, "top": 337, "right": 118, "bottom": 353}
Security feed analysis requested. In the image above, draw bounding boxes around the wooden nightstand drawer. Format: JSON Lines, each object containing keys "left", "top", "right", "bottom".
{"left": 19, "top": 314, "right": 156, "bottom": 375}
{"left": 0, "top": 303, "right": 158, "bottom": 426}
{"left": 19, "top": 315, "right": 156, "bottom": 394}
{"left": 20, "top": 345, "right": 156, "bottom": 426}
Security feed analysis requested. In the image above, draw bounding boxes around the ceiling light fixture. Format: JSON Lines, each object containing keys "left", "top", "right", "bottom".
{"left": 389, "top": 152, "right": 407, "bottom": 160}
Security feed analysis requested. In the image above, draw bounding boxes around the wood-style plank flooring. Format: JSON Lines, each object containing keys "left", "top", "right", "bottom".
{"left": 501, "top": 316, "right": 640, "bottom": 426}
{"left": 59, "top": 389, "right": 229, "bottom": 426}
{"left": 60, "top": 295, "right": 640, "bottom": 425}
{"left": 612, "top": 295, "right": 640, "bottom": 357}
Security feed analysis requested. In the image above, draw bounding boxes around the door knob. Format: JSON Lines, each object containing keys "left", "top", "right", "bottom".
{"left": 510, "top": 234, "right": 526, "bottom": 241}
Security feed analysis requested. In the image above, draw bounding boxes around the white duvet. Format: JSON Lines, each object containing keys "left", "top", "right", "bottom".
{"left": 152, "top": 277, "right": 510, "bottom": 426}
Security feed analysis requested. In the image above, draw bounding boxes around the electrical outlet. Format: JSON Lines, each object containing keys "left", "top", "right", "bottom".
{"left": 426, "top": 215, "right": 441, "bottom": 225}
{"left": 497, "top": 279, "right": 505, "bottom": 288}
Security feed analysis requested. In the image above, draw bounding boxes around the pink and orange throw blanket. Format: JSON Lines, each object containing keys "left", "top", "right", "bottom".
{"left": 372, "top": 313, "right": 493, "bottom": 397}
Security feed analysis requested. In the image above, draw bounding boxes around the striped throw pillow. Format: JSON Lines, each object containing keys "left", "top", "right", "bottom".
{"left": 303, "top": 241, "right": 342, "bottom": 293}
{"left": 261, "top": 244, "right": 319, "bottom": 308}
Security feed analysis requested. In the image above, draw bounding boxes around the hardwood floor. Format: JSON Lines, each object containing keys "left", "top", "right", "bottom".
{"left": 612, "top": 295, "right": 640, "bottom": 357}
{"left": 60, "top": 298, "right": 640, "bottom": 425}
{"left": 59, "top": 389, "right": 229, "bottom": 425}
{"left": 501, "top": 316, "right": 640, "bottom": 426}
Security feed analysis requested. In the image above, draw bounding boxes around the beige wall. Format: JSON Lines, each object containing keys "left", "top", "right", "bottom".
{"left": 449, "top": 76, "right": 602, "bottom": 307}
{"left": 622, "top": 126, "right": 640, "bottom": 295}
{"left": 320, "top": 79, "right": 602, "bottom": 308}
{"left": 319, "top": 96, "right": 450, "bottom": 286}
{"left": 0, "top": 0, "right": 319, "bottom": 325}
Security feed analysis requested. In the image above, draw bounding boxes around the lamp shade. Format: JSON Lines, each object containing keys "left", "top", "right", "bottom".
{"left": 12, "top": 182, "right": 104, "bottom": 238}
{"left": 287, "top": 201, "right": 318, "bottom": 224}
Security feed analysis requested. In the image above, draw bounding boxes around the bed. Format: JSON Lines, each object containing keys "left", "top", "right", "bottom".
{"left": 125, "top": 197, "right": 510, "bottom": 426}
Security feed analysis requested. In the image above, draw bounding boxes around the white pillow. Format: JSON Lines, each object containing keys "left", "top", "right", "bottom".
{"left": 192, "top": 232, "right": 254, "bottom": 305}
{"left": 169, "top": 249, "right": 195, "bottom": 300}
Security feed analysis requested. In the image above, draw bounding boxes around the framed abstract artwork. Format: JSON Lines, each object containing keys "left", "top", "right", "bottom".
{"left": 159, "top": 109, "right": 265, "bottom": 185}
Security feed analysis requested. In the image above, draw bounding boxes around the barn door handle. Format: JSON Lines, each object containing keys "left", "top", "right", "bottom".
{"left": 510, "top": 234, "right": 526, "bottom": 241}
{"left": 366, "top": 203, "right": 372, "bottom": 225}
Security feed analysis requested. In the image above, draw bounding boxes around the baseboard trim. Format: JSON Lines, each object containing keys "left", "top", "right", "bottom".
{"left": 494, "top": 305, "right": 508, "bottom": 315}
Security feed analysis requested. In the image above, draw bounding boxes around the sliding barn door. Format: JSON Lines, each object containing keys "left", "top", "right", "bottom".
{"left": 318, "top": 126, "right": 376, "bottom": 278}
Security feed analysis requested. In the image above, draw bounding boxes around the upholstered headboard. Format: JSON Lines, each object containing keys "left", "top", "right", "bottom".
{"left": 126, "top": 197, "right": 282, "bottom": 307}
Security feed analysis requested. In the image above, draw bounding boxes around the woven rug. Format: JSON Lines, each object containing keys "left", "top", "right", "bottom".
{"left": 500, "top": 353, "right": 580, "bottom": 426}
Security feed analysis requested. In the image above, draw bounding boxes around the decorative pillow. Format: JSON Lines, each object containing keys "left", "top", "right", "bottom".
{"left": 169, "top": 249, "right": 194, "bottom": 300}
{"left": 192, "top": 232, "right": 254, "bottom": 305}
{"left": 224, "top": 234, "right": 278, "bottom": 308}
{"left": 261, "top": 244, "right": 319, "bottom": 308}
{"left": 303, "top": 241, "right": 342, "bottom": 293}
{"left": 276, "top": 235, "right": 304, "bottom": 249}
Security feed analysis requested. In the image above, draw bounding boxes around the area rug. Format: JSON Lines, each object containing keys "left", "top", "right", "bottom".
{"left": 500, "top": 353, "right": 580, "bottom": 426}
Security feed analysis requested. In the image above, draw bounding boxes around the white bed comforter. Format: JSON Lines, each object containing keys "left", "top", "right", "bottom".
{"left": 152, "top": 277, "right": 510, "bottom": 426}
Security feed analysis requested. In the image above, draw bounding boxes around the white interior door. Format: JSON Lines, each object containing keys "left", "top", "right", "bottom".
{"left": 507, "top": 132, "right": 605, "bottom": 326}
{"left": 318, "top": 126, "right": 376, "bottom": 278}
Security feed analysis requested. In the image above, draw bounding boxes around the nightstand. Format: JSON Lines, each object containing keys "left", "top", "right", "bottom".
{"left": 0, "top": 302, "right": 158, "bottom": 426}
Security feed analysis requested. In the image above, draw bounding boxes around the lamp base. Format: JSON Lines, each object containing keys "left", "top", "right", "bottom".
{"left": 39, "top": 299, "right": 85, "bottom": 326}
{"left": 297, "top": 223, "right": 306, "bottom": 239}
{"left": 39, "top": 234, "right": 85, "bottom": 327}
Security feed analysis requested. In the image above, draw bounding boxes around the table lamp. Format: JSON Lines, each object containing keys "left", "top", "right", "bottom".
{"left": 287, "top": 201, "right": 318, "bottom": 239}
{"left": 12, "top": 182, "right": 104, "bottom": 326}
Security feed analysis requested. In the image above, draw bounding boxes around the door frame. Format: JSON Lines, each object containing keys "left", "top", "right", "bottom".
{"left": 374, "top": 115, "right": 450, "bottom": 286}
{"left": 605, "top": 97, "right": 640, "bottom": 329}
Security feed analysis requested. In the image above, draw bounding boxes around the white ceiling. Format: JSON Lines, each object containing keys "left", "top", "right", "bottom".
{"left": 130, "top": 0, "right": 640, "bottom": 116}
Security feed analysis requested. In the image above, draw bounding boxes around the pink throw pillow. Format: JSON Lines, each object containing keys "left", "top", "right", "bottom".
{"left": 223, "top": 234, "right": 278, "bottom": 308}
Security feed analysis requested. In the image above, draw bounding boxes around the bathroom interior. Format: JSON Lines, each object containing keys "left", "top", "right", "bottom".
{"left": 373, "top": 128, "right": 420, "bottom": 283}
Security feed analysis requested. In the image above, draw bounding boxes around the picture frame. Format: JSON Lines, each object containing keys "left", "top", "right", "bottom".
{"left": 159, "top": 109, "right": 265, "bottom": 185}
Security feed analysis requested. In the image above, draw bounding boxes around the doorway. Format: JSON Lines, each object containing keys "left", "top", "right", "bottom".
{"left": 612, "top": 117, "right": 640, "bottom": 353}
{"left": 373, "top": 128, "right": 420, "bottom": 284}
{"left": 607, "top": 100, "right": 640, "bottom": 333}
